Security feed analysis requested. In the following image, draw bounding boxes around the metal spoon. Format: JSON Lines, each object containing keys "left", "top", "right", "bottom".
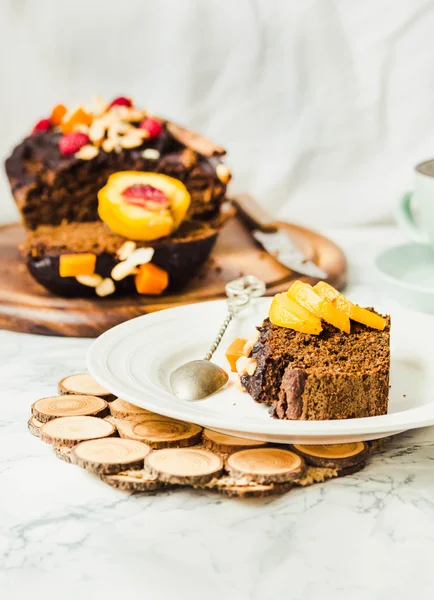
{"left": 170, "top": 275, "right": 266, "bottom": 401}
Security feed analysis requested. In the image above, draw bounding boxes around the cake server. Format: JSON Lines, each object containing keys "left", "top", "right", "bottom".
{"left": 232, "top": 194, "right": 327, "bottom": 279}
{"left": 170, "top": 275, "right": 266, "bottom": 401}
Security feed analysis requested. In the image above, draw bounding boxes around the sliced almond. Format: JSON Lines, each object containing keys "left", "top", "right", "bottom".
{"left": 116, "top": 241, "right": 136, "bottom": 261}
{"left": 125, "top": 247, "right": 154, "bottom": 267}
{"left": 102, "top": 138, "right": 116, "bottom": 153}
{"left": 142, "top": 148, "right": 160, "bottom": 160}
{"left": 111, "top": 261, "right": 138, "bottom": 281}
{"left": 76, "top": 274, "right": 103, "bottom": 288}
{"left": 243, "top": 340, "right": 254, "bottom": 357}
{"left": 216, "top": 163, "right": 231, "bottom": 184}
{"left": 235, "top": 356, "right": 257, "bottom": 376}
{"left": 88, "top": 121, "right": 106, "bottom": 145}
{"left": 119, "top": 135, "right": 144, "bottom": 149}
{"left": 75, "top": 144, "right": 99, "bottom": 160}
{"left": 96, "top": 277, "right": 115, "bottom": 297}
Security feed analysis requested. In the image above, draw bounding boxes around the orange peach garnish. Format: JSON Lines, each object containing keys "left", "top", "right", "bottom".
{"left": 288, "top": 281, "right": 350, "bottom": 333}
{"left": 313, "top": 281, "right": 386, "bottom": 330}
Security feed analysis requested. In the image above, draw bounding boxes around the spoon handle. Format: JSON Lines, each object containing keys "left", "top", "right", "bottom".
{"left": 203, "top": 312, "right": 233, "bottom": 361}
{"left": 203, "top": 275, "right": 266, "bottom": 362}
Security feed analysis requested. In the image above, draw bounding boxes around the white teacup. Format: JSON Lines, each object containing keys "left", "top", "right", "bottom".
{"left": 397, "top": 160, "right": 434, "bottom": 246}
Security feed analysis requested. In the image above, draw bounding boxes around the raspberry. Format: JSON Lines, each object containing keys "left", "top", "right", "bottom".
{"left": 139, "top": 118, "right": 162, "bottom": 139}
{"left": 122, "top": 184, "right": 168, "bottom": 210}
{"left": 32, "top": 118, "right": 51, "bottom": 134}
{"left": 108, "top": 96, "right": 133, "bottom": 109}
{"left": 59, "top": 132, "right": 90, "bottom": 156}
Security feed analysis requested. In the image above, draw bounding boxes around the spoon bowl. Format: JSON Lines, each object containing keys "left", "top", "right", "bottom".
{"left": 170, "top": 360, "right": 229, "bottom": 401}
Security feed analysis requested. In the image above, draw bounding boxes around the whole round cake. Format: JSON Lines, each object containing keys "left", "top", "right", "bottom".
{"left": 5, "top": 96, "right": 232, "bottom": 297}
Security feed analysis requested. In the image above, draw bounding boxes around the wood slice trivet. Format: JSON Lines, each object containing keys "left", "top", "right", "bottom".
{"left": 101, "top": 469, "right": 162, "bottom": 492}
{"left": 28, "top": 416, "right": 43, "bottom": 437}
{"left": 54, "top": 445, "right": 74, "bottom": 463}
{"left": 71, "top": 438, "right": 151, "bottom": 474}
{"left": 58, "top": 373, "right": 115, "bottom": 400}
{"left": 146, "top": 448, "right": 223, "bottom": 485}
{"left": 32, "top": 395, "right": 108, "bottom": 423}
{"left": 0, "top": 217, "right": 347, "bottom": 337}
{"left": 291, "top": 442, "right": 368, "bottom": 469}
{"left": 202, "top": 429, "right": 267, "bottom": 453}
{"left": 114, "top": 417, "right": 202, "bottom": 448}
{"left": 226, "top": 448, "right": 305, "bottom": 484}
{"left": 197, "top": 475, "right": 294, "bottom": 498}
{"left": 109, "top": 398, "right": 153, "bottom": 420}
{"left": 39, "top": 416, "right": 116, "bottom": 447}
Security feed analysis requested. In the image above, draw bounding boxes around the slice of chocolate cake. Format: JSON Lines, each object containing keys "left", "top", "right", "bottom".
{"left": 241, "top": 315, "right": 390, "bottom": 420}
{"left": 22, "top": 219, "right": 219, "bottom": 297}
{"left": 5, "top": 97, "right": 230, "bottom": 230}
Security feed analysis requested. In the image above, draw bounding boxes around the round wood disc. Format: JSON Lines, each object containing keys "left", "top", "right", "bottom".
{"left": 101, "top": 469, "right": 161, "bottom": 492}
{"left": 146, "top": 448, "right": 223, "bottom": 485}
{"left": 130, "top": 419, "right": 202, "bottom": 448}
{"left": 109, "top": 398, "right": 153, "bottom": 420}
{"left": 292, "top": 442, "right": 368, "bottom": 469}
{"left": 32, "top": 395, "right": 108, "bottom": 423}
{"left": 27, "top": 416, "right": 44, "bottom": 437}
{"left": 202, "top": 429, "right": 267, "bottom": 453}
{"left": 71, "top": 438, "right": 151, "bottom": 474}
{"left": 226, "top": 448, "right": 305, "bottom": 484}
{"left": 54, "top": 445, "right": 74, "bottom": 463}
{"left": 58, "top": 373, "right": 114, "bottom": 399}
{"left": 199, "top": 475, "right": 294, "bottom": 498}
{"left": 39, "top": 416, "right": 115, "bottom": 447}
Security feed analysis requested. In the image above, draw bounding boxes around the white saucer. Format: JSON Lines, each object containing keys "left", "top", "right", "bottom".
{"left": 87, "top": 298, "right": 434, "bottom": 444}
{"left": 376, "top": 243, "right": 434, "bottom": 314}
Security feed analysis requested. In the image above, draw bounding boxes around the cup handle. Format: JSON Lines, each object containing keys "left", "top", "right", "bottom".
{"left": 396, "top": 191, "right": 429, "bottom": 244}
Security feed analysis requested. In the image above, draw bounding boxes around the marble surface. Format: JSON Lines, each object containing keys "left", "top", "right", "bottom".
{"left": 1, "top": 226, "right": 434, "bottom": 600}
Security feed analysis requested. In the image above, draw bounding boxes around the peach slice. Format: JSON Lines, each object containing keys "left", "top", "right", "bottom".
{"left": 225, "top": 338, "right": 249, "bottom": 373}
{"left": 269, "top": 293, "right": 322, "bottom": 335}
{"left": 313, "top": 281, "right": 386, "bottom": 331}
{"left": 287, "top": 281, "right": 350, "bottom": 333}
{"left": 134, "top": 263, "right": 169, "bottom": 295}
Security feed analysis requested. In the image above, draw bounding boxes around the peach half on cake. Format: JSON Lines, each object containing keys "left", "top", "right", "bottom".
{"left": 98, "top": 171, "right": 191, "bottom": 241}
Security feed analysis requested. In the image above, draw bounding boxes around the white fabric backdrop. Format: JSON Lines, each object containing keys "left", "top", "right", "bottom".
{"left": 1, "top": 0, "right": 434, "bottom": 228}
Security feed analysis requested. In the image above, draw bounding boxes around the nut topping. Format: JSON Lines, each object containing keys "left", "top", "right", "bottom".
{"left": 216, "top": 163, "right": 231, "bottom": 184}
{"left": 75, "top": 274, "right": 103, "bottom": 287}
{"left": 75, "top": 144, "right": 99, "bottom": 160}
{"left": 95, "top": 278, "right": 116, "bottom": 297}
{"left": 236, "top": 356, "right": 258, "bottom": 376}
{"left": 116, "top": 241, "right": 137, "bottom": 261}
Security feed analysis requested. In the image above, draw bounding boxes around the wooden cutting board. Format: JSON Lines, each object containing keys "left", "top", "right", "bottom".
{"left": 0, "top": 217, "right": 346, "bottom": 337}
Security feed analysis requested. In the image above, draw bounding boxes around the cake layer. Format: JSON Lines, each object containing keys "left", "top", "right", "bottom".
{"left": 23, "top": 220, "right": 218, "bottom": 297}
{"left": 6, "top": 127, "right": 227, "bottom": 230}
{"left": 241, "top": 316, "right": 390, "bottom": 421}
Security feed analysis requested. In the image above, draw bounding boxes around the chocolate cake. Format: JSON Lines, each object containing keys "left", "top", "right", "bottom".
{"left": 241, "top": 314, "right": 391, "bottom": 421}
{"left": 5, "top": 100, "right": 229, "bottom": 230}
{"left": 22, "top": 219, "right": 219, "bottom": 297}
{"left": 4, "top": 96, "right": 232, "bottom": 297}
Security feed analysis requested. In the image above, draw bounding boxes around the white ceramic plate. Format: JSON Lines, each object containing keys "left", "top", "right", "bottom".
{"left": 87, "top": 298, "right": 434, "bottom": 444}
